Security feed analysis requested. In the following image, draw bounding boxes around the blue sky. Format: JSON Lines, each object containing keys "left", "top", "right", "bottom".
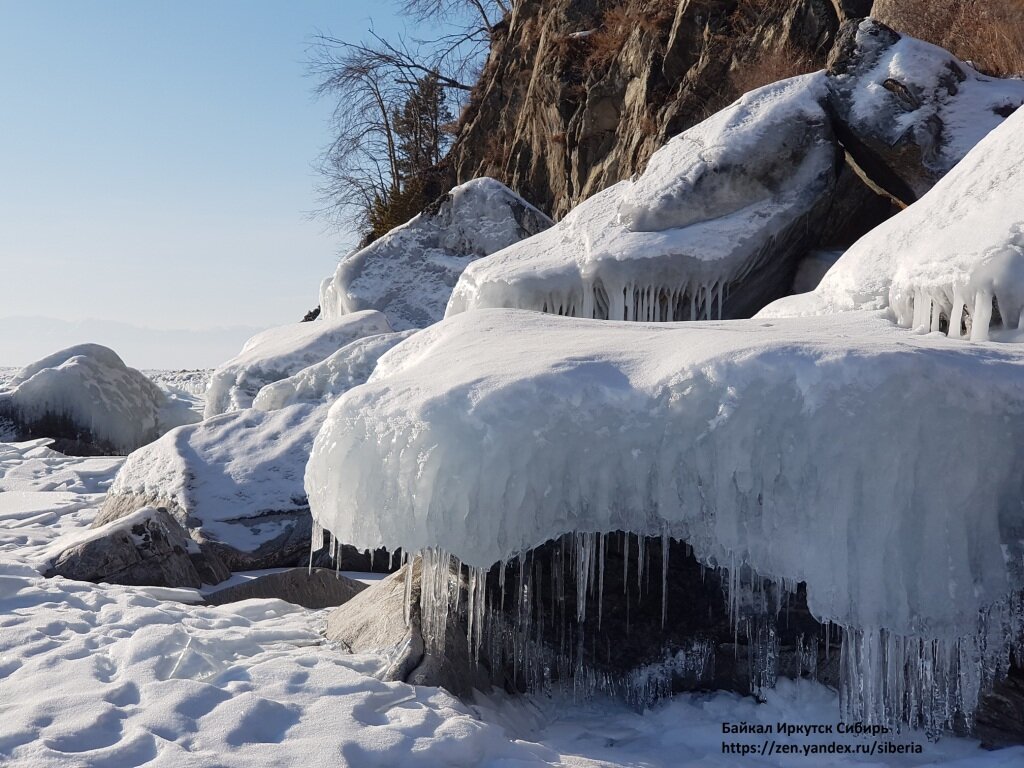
{"left": 0, "top": 1, "right": 423, "bottom": 366}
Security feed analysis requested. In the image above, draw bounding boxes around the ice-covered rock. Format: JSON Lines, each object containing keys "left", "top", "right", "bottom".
{"left": 99, "top": 330, "right": 414, "bottom": 571}
{"left": 320, "top": 178, "right": 552, "bottom": 331}
{"left": 760, "top": 101, "right": 1024, "bottom": 342}
{"left": 307, "top": 308, "right": 1024, "bottom": 728}
{"left": 826, "top": 19, "right": 1024, "bottom": 204}
{"left": 45, "top": 506, "right": 227, "bottom": 588}
{"left": 0, "top": 344, "right": 199, "bottom": 455}
{"left": 447, "top": 75, "right": 838, "bottom": 322}
{"left": 204, "top": 311, "right": 392, "bottom": 418}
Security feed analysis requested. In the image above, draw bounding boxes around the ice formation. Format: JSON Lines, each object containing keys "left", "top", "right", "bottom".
{"left": 319, "top": 178, "right": 552, "bottom": 330}
{"left": 0, "top": 344, "right": 198, "bottom": 454}
{"left": 308, "top": 308, "right": 1024, "bottom": 729}
{"left": 100, "top": 330, "right": 413, "bottom": 564}
{"left": 446, "top": 74, "right": 837, "bottom": 322}
{"left": 760, "top": 105, "right": 1024, "bottom": 342}
{"left": 203, "top": 310, "right": 392, "bottom": 417}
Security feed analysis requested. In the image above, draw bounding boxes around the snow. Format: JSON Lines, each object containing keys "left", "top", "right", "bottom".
{"left": 447, "top": 74, "right": 837, "bottom": 322}
{"left": 203, "top": 311, "right": 392, "bottom": 418}
{"left": 319, "top": 177, "right": 552, "bottom": 331}
{"left": 760, "top": 105, "right": 1024, "bottom": 342}
{"left": 0, "top": 345, "right": 199, "bottom": 454}
{"left": 106, "top": 330, "right": 414, "bottom": 556}
{"left": 835, "top": 20, "right": 1024, "bottom": 188}
{"left": 2, "top": 443, "right": 1021, "bottom": 766}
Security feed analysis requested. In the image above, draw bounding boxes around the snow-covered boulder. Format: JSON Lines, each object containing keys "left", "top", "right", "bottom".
{"left": 307, "top": 308, "right": 1024, "bottom": 728}
{"left": 826, "top": 19, "right": 1024, "bottom": 204}
{"left": 99, "top": 330, "right": 414, "bottom": 571}
{"left": 319, "top": 178, "right": 552, "bottom": 331}
{"left": 760, "top": 100, "right": 1024, "bottom": 341}
{"left": 204, "top": 567, "right": 366, "bottom": 609}
{"left": 0, "top": 344, "right": 199, "bottom": 455}
{"left": 447, "top": 75, "right": 838, "bottom": 322}
{"left": 204, "top": 311, "right": 392, "bottom": 418}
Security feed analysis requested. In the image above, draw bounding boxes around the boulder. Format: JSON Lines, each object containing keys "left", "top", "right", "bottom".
{"left": 98, "top": 331, "right": 415, "bottom": 572}
{"left": 325, "top": 561, "right": 493, "bottom": 698}
{"left": 0, "top": 344, "right": 198, "bottom": 456}
{"left": 204, "top": 567, "right": 366, "bottom": 609}
{"left": 826, "top": 18, "right": 1024, "bottom": 205}
{"left": 46, "top": 506, "right": 228, "bottom": 588}
{"left": 319, "top": 178, "right": 552, "bottom": 331}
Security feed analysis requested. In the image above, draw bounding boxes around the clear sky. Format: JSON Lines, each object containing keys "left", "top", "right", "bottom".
{"left": 0, "top": 1, "right": 418, "bottom": 367}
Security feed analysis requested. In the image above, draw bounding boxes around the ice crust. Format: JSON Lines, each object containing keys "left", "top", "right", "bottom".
{"left": 320, "top": 178, "right": 553, "bottom": 330}
{"left": 447, "top": 74, "right": 836, "bottom": 322}
{"left": 0, "top": 344, "right": 198, "bottom": 454}
{"left": 761, "top": 81, "right": 1024, "bottom": 341}
{"left": 204, "top": 311, "right": 392, "bottom": 418}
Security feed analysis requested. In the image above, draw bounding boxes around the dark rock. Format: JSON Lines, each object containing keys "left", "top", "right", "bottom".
{"left": 976, "top": 653, "right": 1024, "bottom": 748}
{"left": 301, "top": 306, "right": 321, "bottom": 322}
{"left": 46, "top": 507, "right": 210, "bottom": 588}
{"left": 205, "top": 567, "right": 367, "bottom": 610}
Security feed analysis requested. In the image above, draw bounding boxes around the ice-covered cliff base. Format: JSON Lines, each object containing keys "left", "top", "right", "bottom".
{"left": 307, "top": 308, "right": 1024, "bottom": 729}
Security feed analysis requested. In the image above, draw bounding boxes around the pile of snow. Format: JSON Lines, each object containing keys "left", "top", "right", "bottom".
{"left": 204, "top": 311, "right": 392, "bottom": 417}
{"left": 761, "top": 105, "right": 1024, "bottom": 341}
{"left": 447, "top": 75, "right": 837, "bottom": 322}
{"left": 0, "top": 344, "right": 198, "bottom": 454}
{"left": 827, "top": 19, "right": 1024, "bottom": 201}
{"left": 101, "top": 331, "right": 415, "bottom": 567}
{"left": 320, "top": 177, "right": 553, "bottom": 331}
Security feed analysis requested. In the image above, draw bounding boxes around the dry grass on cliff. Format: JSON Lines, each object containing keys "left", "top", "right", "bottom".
{"left": 874, "top": 0, "right": 1024, "bottom": 77}
{"left": 730, "top": 43, "right": 820, "bottom": 96}
{"left": 580, "top": 0, "right": 678, "bottom": 70}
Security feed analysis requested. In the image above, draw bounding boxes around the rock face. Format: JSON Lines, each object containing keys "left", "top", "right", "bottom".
{"left": 825, "top": 18, "right": 1024, "bottom": 204}
{"left": 46, "top": 506, "right": 228, "bottom": 588}
{"left": 319, "top": 178, "right": 552, "bottom": 331}
{"left": 449, "top": 0, "right": 875, "bottom": 220}
{"left": 205, "top": 567, "right": 367, "bottom": 609}
{"left": 0, "top": 344, "right": 199, "bottom": 456}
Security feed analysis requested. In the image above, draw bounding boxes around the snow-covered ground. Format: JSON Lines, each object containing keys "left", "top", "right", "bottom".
{"left": 1, "top": 439, "right": 1020, "bottom": 766}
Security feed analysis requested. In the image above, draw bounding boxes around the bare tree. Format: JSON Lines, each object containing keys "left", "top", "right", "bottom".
{"left": 310, "top": 1, "right": 511, "bottom": 234}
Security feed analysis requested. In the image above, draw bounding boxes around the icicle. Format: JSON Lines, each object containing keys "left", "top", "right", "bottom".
{"left": 403, "top": 552, "right": 414, "bottom": 627}
{"left": 661, "top": 529, "right": 669, "bottom": 629}
{"left": 598, "top": 533, "right": 606, "bottom": 631}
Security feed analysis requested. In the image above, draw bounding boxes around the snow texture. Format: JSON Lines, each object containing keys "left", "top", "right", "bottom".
{"left": 203, "top": 311, "right": 392, "bottom": 418}
{"left": 447, "top": 74, "right": 837, "bottom": 322}
{"left": 319, "top": 178, "right": 552, "bottom": 331}
{"left": 760, "top": 105, "right": 1024, "bottom": 342}
{"left": 0, "top": 345, "right": 198, "bottom": 454}
{"left": 105, "top": 331, "right": 413, "bottom": 556}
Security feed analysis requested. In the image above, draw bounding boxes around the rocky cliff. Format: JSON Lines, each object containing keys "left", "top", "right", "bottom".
{"left": 450, "top": 0, "right": 875, "bottom": 220}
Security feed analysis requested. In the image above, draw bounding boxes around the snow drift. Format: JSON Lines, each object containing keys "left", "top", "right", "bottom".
{"left": 0, "top": 344, "right": 198, "bottom": 454}
{"left": 203, "top": 311, "right": 392, "bottom": 418}
{"left": 319, "top": 178, "right": 552, "bottom": 331}
{"left": 760, "top": 103, "right": 1024, "bottom": 342}
{"left": 447, "top": 75, "right": 837, "bottom": 323}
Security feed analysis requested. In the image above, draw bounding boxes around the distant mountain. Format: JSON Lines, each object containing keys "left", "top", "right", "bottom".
{"left": 0, "top": 316, "right": 263, "bottom": 370}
